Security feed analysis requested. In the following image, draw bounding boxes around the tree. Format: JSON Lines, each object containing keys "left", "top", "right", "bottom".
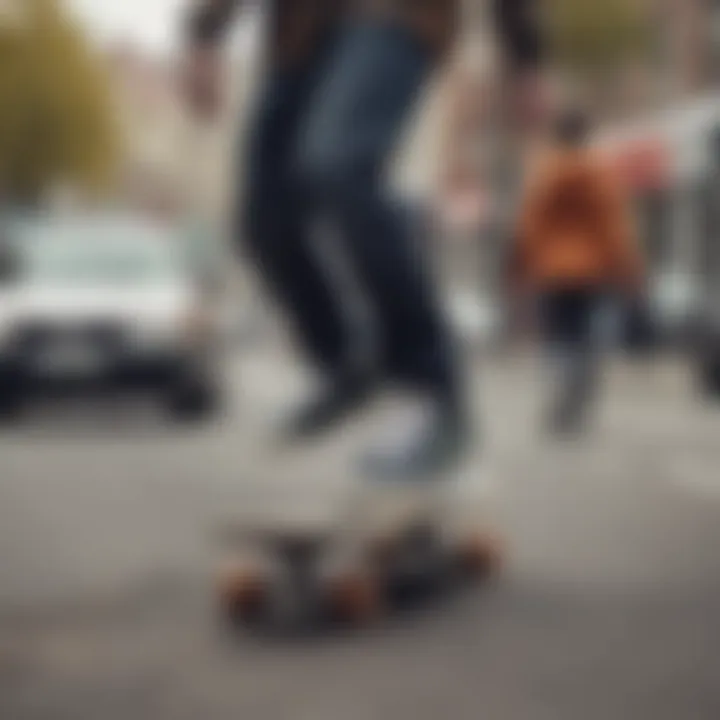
{"left": 541, "top": 0, "right": 657, "bottom": 115}
{"left": 543, "top": 0, "right": 652, "bottom": 72}
{"left": 0, "top": 0, "right": 118, "bottom": 205}
{"left": 542, "top": 0, "right": 654, "bottom": 82}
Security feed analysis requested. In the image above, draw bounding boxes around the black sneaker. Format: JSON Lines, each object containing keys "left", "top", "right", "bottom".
{"left": 278, "top": 370, "right": 375, "bottom": 441}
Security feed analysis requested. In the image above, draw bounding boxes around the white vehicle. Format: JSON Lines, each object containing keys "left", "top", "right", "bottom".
{"left": 599, "top": 95, "right": 720, "bottom": 344}
{"left": 0, "top": 213, "right": 227, "bottom": 420}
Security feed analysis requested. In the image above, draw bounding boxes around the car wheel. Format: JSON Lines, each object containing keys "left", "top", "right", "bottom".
{"left": 166, "top": 375, "right": 220, "bottom": 423}
{"left": 0, "top": 373, "right": 24, "bottom": 423}
{"left": 698, "top": 357, "right": 720, "bottom": 399}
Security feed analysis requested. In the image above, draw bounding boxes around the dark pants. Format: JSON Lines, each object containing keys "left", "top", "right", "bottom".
{"left": 239, "top": 19, "right": 456, "bottom": 394}
{"left": 539, "top": 288, "right": 603, "bottom": 427}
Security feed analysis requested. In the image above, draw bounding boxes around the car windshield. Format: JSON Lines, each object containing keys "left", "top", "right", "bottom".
{"left": 19, "top": 223, "right": 183, "bottom": 287}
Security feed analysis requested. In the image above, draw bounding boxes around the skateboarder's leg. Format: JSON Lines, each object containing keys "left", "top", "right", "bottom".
{"left": 296, "top": 19, "right": 466, "bottom": 476}
{"left": 240, "top": 51, "right": 375, "bottom": 436}
{"left": 240, "top": 59, "right": 345, "bottom": 371}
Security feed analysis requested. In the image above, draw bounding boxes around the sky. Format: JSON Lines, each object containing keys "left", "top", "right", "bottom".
{"left": 66, "top": 0, "right": 260, "bottom": 56}
{"left": 67, "top": 0, "right": 187, "bottom": 53}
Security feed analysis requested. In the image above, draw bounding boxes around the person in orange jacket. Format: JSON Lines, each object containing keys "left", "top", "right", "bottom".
{"left": 510, "top": 108, "right": 644, "bottom": 434}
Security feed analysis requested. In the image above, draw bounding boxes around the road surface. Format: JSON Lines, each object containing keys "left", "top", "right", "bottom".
{"left": 1, "top": 349, "right": 720, "bottom": 720}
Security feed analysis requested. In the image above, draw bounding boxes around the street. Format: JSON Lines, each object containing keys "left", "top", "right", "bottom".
{"left": 1, "top": 347, "right": 720, "bottom": 719}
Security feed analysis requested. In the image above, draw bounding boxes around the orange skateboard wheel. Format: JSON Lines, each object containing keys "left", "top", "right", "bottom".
{"left": 456, "top": 531, "right": 504, "bottom": 577}
{"left": 216, "top": 565, "right": 269, "bottom": 619}
{"left": 325, "top": 572, "right": 381, "bottom": 624}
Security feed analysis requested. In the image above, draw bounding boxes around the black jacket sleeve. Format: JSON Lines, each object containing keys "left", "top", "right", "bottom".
{"left": 491, "top": 0, "right": 544, "bottom": 71}
{"left": 185, "top": 0, "right": 241, "bottom": 44}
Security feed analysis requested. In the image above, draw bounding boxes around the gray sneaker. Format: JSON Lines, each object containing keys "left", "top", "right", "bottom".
{"left": 359, "top": 401, "right": 471, "bottom": 482}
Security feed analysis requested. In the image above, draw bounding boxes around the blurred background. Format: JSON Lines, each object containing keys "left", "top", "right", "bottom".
{"left": 1, "top": 1, "right": 720, "bottom": 719}
{"left": 3, "top": 0, "right": 720, "bottom": 341}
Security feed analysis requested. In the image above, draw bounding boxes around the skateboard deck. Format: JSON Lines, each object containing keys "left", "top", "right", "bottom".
{"left": 211, "top": 378, "right": 502, "bottom": 629}
{"left": 213, "top": 455, "right": 502, "bottom": 629}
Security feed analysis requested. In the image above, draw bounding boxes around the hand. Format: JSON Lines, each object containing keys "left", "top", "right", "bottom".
{"left": 180, "top": 43, "right": 225, "bottom": 121}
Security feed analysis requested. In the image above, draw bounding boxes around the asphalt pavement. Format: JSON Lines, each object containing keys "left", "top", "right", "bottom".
{"left": 1, "top": 348, "right": 720, "bottom": 720}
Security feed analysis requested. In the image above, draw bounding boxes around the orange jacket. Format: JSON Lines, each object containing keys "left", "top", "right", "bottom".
{"left": 512, "top": 149, "right": 643, "bottom": 290}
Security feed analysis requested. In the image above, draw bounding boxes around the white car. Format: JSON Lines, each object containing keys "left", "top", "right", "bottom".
{"left": 0, "top": 213, "right": 227, "bottom": 421}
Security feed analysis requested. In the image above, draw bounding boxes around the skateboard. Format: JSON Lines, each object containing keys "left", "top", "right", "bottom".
{"left": 213, "top": 473, "right": 503, "bottom": 630}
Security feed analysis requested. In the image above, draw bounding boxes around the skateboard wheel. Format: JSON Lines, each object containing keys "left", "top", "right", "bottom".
{"left": 456, "top": 531, "right": 504, "bottom": 577}
{"left": 216, "top": 565, "right": 269, "bottom": 621}
{"left": 324, "top": 573, "right": 381, "bottom": 624}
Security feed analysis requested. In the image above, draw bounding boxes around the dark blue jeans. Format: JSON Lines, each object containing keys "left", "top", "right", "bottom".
{"left": 539, "top": 288, "right": 603, "bottom": 425}
{"left": 240, "top": 19, "right": 456, "bottom": 394}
